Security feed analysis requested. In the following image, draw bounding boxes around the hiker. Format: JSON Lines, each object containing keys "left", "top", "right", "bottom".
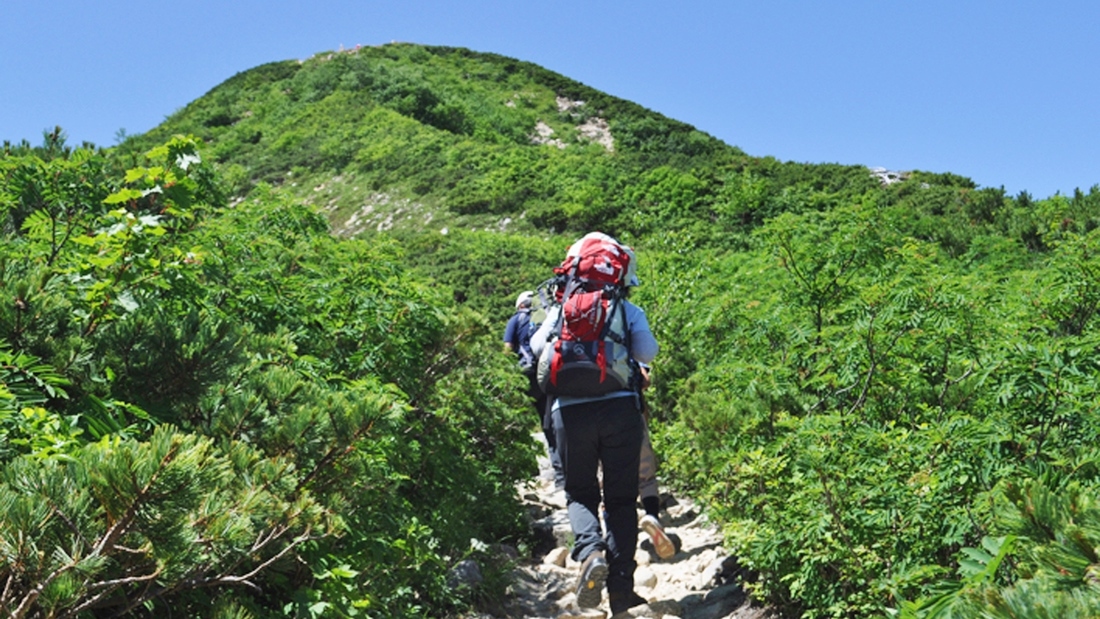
{"left": 531, "top": 232, "right": 657, "bottom": 615}
{"left": 503, "top": 290, "right": 559, "bottom": 485}
{"left": 503, "top": 290, "right": 537, "bottom": 364}
{"left": 637, "top": 364, "right": 675, "bottom": 560}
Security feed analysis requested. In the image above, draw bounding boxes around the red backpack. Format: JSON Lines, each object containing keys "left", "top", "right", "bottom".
{"left": 537, "top": 233, "right": 637, "bottom": 396}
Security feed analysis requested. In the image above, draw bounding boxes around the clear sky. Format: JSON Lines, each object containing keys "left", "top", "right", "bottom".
{"left": 3, "top": 1, "right": 1097, "bottom": 199}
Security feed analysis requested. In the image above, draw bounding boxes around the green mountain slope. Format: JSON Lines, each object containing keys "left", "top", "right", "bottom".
{"left": 125, "top": 43, "right": 889, "bottom": 243}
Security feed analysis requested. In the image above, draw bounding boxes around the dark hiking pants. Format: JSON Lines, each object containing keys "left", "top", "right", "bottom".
{"left": 552, "top": 395, "right": 643, "bottom": 597}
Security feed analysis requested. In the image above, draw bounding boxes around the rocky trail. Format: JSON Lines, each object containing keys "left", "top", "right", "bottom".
{"left": 480, "top": 435, "right": 779, "bottom": 619}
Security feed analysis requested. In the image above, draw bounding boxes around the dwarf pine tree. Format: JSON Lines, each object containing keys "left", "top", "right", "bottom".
{"left": 0, "top": 427, "right": 329, "bottom": 617}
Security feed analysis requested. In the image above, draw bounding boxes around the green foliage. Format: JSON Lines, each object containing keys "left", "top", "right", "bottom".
{"left": 0, "top": 138, "right": 537, "bottom": 617}
{"left": 643, "top": 196, "right": 1100, "bottom": 617}
{"left": 397, "top": 229, "right": 562, "bottom": 323}
{"left": 901, "top": 481, "right": 1100, "bottom": 618}
{"left": 0, "top": 427, "right": 329, "bottom": 618}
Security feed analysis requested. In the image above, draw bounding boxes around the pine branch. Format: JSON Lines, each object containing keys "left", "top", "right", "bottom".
{"left": 295, "top": 418, "right": 375, "bottom": 493}
{"left": 213, "top": 526, "right": 314, "bottom": 590}
{"left": 43, "top": 496, "right": 88, "bottom": 551}
{"left": 1, "top": 572, "right": 15, "bottom": 613}
{"left": 213, "top": 508, "right": 308, "bottom": 579}
{"left": 10, "top": 559, "right": 77, "bottom": 619}
{"left": 92, "top": 438, "right": 181, "bottom": 557}
{"left": 9, "top": 438, "right": 181, "bottom": 619}
{"left": 59, "top": 568, "right": 163, "bottom": 619}
{"left": 112, "top": 525, "right": 318, "bottom": 616}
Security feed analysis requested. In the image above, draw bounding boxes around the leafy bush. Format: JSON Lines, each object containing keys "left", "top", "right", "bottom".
{"left": 644, "top": 198, "right": 1100, "bottom": 617}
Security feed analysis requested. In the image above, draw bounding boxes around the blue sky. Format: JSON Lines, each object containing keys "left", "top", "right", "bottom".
{"left": 3, "top": 1, "right": 1097, "bottom": 199}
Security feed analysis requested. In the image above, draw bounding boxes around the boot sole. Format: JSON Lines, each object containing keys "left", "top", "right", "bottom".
{"left": 641, "top": 518, "right": 675, "bottom": 560}
{"left": 576, "top": 560, "right": 609, "bottom": 608}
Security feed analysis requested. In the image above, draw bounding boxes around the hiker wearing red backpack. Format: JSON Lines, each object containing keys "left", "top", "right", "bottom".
{"left": 531, "top": 232, "right": 657, "bottom": 615}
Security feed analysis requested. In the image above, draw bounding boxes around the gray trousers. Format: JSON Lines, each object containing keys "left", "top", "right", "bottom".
{"left": 638, "top": 423, "right": 658, "bottom": 502}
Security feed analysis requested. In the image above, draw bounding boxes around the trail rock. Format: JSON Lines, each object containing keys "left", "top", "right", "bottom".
{"left": 558, "top": 607, "right": 607, "bottom": 619}
{"left": 545, "top": 547, "right": 570, "bottom": 567}
{"left": 647, "top": 599, "right": 684, "bottom": 617}
{"left": 696, "top": 555, "right": 742, "bottom": 590}
{"left": 680, "top": 583, "right": 747, "bottom": 619}
{"left": 531, "top": 508, "right": 574, "bottom": 551}
{"left": 635, "top": 566, "right": 657, "bottom": 589}
{"left": 613, "top": 598, "right": 684, "bottom": 618}
{"left": 494, "top": 543, "right": 520, "bottom": 562}
{"left": 447, "top": 558, "right": 484, "bottom": 591}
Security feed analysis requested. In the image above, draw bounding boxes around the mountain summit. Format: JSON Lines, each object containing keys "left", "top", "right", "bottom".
{"left": 126, "top": 44, "right": 737, "bottom": 235}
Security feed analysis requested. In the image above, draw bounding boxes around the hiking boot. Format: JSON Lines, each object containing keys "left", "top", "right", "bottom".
{"left": 575, "top": 551, "right": 608, "bottom": 608}
{"left": 640, "top": 514, "right": 675, "bottom": 560}
{"left": 609, "top": 590, "right": 648, "bottom": 616}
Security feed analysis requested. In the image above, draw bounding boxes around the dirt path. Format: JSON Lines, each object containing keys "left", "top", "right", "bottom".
{"left": 494, "top": 435, "right": 778, "bottom": 619}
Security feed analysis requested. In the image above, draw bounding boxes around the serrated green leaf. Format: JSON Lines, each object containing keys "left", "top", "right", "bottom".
{"left": 328, "top": 565, "right": 359, "bottom": 579}
{"left": 957, "top": 558, "right": 985, "bottom": 578}
{"left": 980, "top": 535, "right": 1004, "bottom": 556}
{"left": 961, "top": 547, "right": 993, "bottom": 564}
{"left": 115, "top": 291, "right": 139, "bottom": 313}
{"left": 103, "top": 188, "right": 142, "bottom": 204}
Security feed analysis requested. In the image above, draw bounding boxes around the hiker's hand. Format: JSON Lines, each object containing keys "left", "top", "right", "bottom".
{"left": 638, "top": 365, "right": 651, "bottom": 391}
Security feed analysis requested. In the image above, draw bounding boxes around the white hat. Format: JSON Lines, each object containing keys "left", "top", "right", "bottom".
{"left": 623, "top": 245, "right": 639, "bottom": 287}
{"left": 515, "top": 290, "right": 534, "bottom": 309}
